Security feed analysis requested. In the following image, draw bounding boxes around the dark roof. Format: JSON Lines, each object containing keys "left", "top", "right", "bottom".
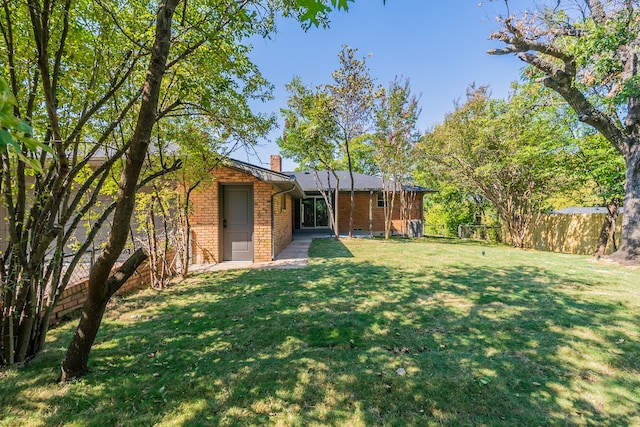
{"left": 284, "top": 170, "right": 435, "bottom": 193}
{"left": 549, "top": 206, "right": 624, "bottom": 215}
{"left": 229, "top": 159, "right": 305, "bottom": 198}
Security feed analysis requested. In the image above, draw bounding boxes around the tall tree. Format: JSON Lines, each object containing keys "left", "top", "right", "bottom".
{"left": 372, "top": 77, "right": 421, "bottom": 239}
{"left": 488, "top": 0, "right": 640, "bottom": 262}
{"left": 0, "top": 0, "right": 331, "bottom": 378}
{"left": 421, "top": 83, "right": 574, "bottom": 248}
{"left": 328, "top": 46, "right": 375, "bottom": 237}
{"left": 278, "top": 77, "right": 341, "bottom": 238}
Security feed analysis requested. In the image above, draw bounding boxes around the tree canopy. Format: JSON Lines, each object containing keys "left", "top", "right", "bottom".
{"left": 420, "top": 83, "right": 576, "bottom": 248}
{"left": 0, "top": 0, "right": 347, "bottom": 377}
{"left": 489, "top": 0, "right": 640, "bottom": 261}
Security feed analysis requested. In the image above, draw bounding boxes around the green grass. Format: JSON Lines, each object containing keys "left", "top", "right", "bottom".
{"left": 1, "top": 238, "right": 639, "bottom": 426}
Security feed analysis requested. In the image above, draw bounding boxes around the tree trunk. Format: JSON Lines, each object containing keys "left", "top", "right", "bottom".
{"left": 178, "top": 186, "right": 194, "bottom": 278}
{"left": 59, "top": 0, "right": 179, "bottom": 381}
{"left": 15, "top": 281, "right": 35, "bottom": 362}
{"left": 346, "top": 146, "right": 355, "bottom": 238}
{"left": 147, "top": 201, "right": 159, "bottom": 288}
{"left": 609, "top": 150, "right": 640, "bottom": 262}
{"left": 334, "top": 181, "right": 340, "bottom": 240}
{"left": 181, "top": 205, "right": 191, "bottom": 278}
{"left": 59, "top": 248, "right": 147, "bottom": 381}
{"left": 594, "top": 199, "right": 619, "bottom": 258}
{"left": 349, "top": 171, "right": 355, "bottom": 238}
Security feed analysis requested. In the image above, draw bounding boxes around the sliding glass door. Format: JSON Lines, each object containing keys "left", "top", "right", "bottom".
{"left": 301, "top": 197, "right": 329, "bottom": 229}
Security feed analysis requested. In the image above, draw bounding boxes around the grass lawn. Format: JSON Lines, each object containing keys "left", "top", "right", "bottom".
{"left": 1, "top": 238, "right": 639, "bottom": 426}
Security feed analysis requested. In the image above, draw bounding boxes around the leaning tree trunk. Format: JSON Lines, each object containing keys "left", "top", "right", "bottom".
{"left": 59, "top": 0, "right": 179, "bottom": 382}
{"left": 594, "top": 199, "right": 620, "bottom": 259}
{"left": 58, "top": 249, "right": 147, "bottom": 380}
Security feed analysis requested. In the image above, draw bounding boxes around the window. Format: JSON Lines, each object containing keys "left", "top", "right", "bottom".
{"left": 377, "top": 193, "right": 387, "bottom": 208}
{"left": 280, "top": 193, "right": 286, "bottom": 212}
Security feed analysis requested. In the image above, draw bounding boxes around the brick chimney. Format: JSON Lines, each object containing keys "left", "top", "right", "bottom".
{"left": 270, "top": 154, "right": 282, "bottom": 173}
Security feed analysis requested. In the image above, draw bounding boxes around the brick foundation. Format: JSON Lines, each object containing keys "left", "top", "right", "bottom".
{"left": 49, "top": 250, "right": 177, "bottom": 325}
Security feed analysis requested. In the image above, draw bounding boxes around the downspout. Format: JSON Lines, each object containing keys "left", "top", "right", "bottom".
{"left": 369, "top": 190, "right": 373, "bottom": 237}
{"left": 271, "top": 184, "right": 298, "bottom": 261}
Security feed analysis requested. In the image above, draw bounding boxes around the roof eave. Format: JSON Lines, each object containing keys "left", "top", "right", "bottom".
{"left": 265, "top": 180, "right": 306, "bottom": 198}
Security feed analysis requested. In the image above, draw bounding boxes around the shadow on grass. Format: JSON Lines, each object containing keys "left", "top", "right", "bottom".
{"left": 1, "top": 239, "right": 639, "bottom": 426}
{"left": 309, "top": 238, "right": 354, "bottom": 259}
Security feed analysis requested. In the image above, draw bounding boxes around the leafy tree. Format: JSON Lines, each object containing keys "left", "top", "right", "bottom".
{"left": 415, "top": 169, "right": 491, "bottom": 239}
{"left": 488, "top": 0, "right": 640, "bottom": 262}
{"left": 278, "top": 77, "right": 342, "bottom": 238}
{"left": 328, "top": 46, "right": 376, "bottom": 237}
{"left": 294, "top": 0, "right": 353, "bottom": 27}
{"left": 421, "top": 83, "right": 574, "bottom": 248}
{"left": 372, "top": 77, "right": 421, "bottom": 239}
{"left": 0, "top": 78, "right": 53, "bottom": 171}
{"left": 418, "top": 159, "right": 499, "bottom": 240}
{"left": 0, "top": 0, "right": 333, "bottom": 378}
{"left": 340, "top": 135, "right": 377, "bottom": 175}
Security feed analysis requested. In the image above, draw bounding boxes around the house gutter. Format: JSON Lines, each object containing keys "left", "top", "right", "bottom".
{"left": 271, "top": 184, "right": 298, "bottom": 261}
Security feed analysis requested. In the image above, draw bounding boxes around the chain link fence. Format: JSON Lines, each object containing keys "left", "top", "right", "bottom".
{"left": 424, "top": 223, "right": 447, "bottom": 237}
{"left": 457, "top": 224, "right": 502, "bottom": 242}
{"left": 62, "top": 247, "right": 137, "bottom": 285}
{"left": 62, "top": 250, "right": 94, "bottom": 285}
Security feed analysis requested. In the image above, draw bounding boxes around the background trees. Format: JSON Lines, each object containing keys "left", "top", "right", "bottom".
{"left": 372, "top": 77, "right": 421, "bottom": 239}
{"left": 328, "top": 46, "right": 376, "bottom": 237}
{"left": 278, "top": 77, "right": 343, "bottom": 237}
{"left": 279, "top": 46, "right": 375, "bottom": 238}
{"left": 420, "top": 83, "right": 575, "bottom": 248}
{"left": 489, "top": 0, "right": 640, "bottom": 261}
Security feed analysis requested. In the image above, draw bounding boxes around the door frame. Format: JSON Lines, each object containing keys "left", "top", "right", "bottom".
{"left": 220, "top": 183, "right": 254, "bottom": 261}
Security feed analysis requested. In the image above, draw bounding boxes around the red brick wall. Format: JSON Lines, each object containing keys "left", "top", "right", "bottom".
{"left": 190, "top": 165, "right": 291, "bottom": 263}
{"left": 336, "top": 192, "right": 424, "bottom": 235}
{"left": 49, "top": 250, "right": 177, "bottom": 324}
{"left": 273, "top": 192, "right": 293, "bottom": 256}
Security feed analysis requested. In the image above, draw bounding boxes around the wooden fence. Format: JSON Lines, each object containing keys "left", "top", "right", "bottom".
{"left": 506, "top": 212, "right": 623, "bottom": 255}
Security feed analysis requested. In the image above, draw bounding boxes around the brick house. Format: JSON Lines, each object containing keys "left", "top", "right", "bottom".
{"left": 190, "top": 156, "right": 305, "bottom": 263}
{"left": 287, "top": 168, "right": 435, "bottom": 236}
{"left": 189, "top": 155, "right": 434, "bottom": 265}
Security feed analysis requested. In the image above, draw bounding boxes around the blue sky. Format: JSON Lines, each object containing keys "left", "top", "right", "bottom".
{"left": 238, "top": 1, "right": 535, "bottom": 170}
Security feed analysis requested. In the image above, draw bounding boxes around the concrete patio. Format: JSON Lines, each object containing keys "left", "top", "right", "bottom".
{"left": 189, "top": 231, "right": 369, "bottom": 272}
